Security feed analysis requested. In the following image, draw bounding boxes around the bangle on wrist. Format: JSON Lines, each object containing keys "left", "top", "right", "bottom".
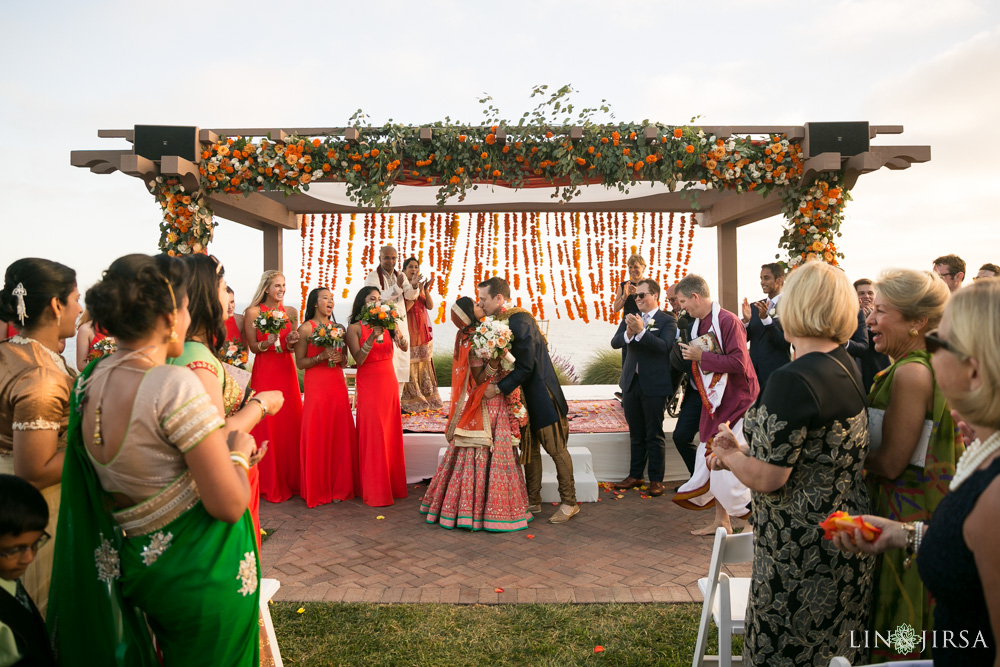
{"left": 230, "top": 451, "right": 250, "bottom": 474}
{"left": 902, "top": 522, "right": 923, "bottom": 569}
{"left": 248, "top": 397, "right": 268, "bottom": 419}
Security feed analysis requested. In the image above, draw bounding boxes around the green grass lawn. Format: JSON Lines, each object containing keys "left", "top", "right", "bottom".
{"left": 271, "top": 602, "right": 741, "bottom": 666}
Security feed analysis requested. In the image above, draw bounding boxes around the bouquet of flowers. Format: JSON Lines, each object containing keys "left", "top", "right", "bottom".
{"left": 507, "top": 387, "right": 528, "bottom": 447}
{"left": 219, "top": 339, "right": 248, "bottom": 370}
{"left": 309, "top": 323, "right": 346, "bottom": 367}
{"left": 254, "top": 308, "right": 289, "bottom": 352}
{"left": 470, "top": 317, "right": 516, "bottom": 370}
{"left": 88, "top": 337, "right": 117, "bottom": 362}
{"left": 359, "top": 301, "right": 399, "bottom": 343}
{"left": 819, "top": 511, "right": 882, "bottom": 542}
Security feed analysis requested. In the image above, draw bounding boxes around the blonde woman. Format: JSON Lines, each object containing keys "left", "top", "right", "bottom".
{"left": 242, "top": 271, "right": 303, "bottom": 503}
{"left": 835, "top": 279, "right": 1000, "bottom": 666}
{"left": 709, "top": 260, "right": 874, "bottom": 665}
{"left": 864, "top": 268, "right": 962, "bottom": 661}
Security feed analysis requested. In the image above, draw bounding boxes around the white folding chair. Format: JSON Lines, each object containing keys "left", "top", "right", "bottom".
{"left": 260, "top": 578, "right": 284, "bottom": 667}
{"left": 829, "top": 658, "right": 932, "bottom": 667}
{"left": 692, "top": 527, "right": 753, "bottom": 667}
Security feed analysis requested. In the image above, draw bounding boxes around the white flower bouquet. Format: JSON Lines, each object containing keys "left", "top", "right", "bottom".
{"left": 470, "top": 317, "right": 516, "bottom": 370}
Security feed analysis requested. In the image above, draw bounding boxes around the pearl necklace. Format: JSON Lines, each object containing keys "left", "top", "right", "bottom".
{"left": 950, "top": 430, "right": 1000, "bottom": 491}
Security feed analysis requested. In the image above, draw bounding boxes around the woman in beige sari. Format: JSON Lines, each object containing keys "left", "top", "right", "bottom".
{"left": 0, "top": 257, "right": 81, "bottom": 615}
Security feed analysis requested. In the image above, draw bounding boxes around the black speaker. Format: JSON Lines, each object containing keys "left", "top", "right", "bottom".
{"left": 134, "top": 125, "right": 199, "bottom": 162}
{"left": 804, "top": 122, "right": 869, "bottom": 158}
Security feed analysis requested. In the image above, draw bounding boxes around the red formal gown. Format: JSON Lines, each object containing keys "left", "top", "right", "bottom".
{"left": 355, "top": 325, "right": 407, "bottom": 507}
{"left": 250, "top": 305, "right": 303, "bottom": 503}
{"left": 299, "top": 330, "right": 360, "bottom": 507}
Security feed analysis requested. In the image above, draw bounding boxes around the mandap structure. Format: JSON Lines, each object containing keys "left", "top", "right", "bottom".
{"left": 71, "top": 121, "right": 929, "bottom": 317}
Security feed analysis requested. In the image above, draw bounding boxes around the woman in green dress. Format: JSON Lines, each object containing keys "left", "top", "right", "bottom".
{"left": 47, "top": 253, "right": 262, "bottom": 666}
{"left": 864, "top": 268, "right": 963, "bottom": 661}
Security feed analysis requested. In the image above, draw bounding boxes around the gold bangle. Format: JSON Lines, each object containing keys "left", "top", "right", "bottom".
{"left": 902, "top": 522, "right": 917, "bottom": 569}
{"left": 230, "top": 451, "right": 250, "bottom": 473}
{"left": 248, "top": 397, "right": 268, "bottom": 419}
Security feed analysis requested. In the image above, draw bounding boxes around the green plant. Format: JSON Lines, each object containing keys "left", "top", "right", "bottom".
{"left": 580, "top": 349, "right": 623, "bottom": 385}
{"left": 433, "top": 351, "right": 453, "bottom": 387}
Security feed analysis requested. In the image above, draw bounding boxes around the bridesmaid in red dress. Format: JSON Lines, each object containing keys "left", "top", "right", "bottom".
{"left": 294, "top": 288, "right": 359, "bottom": 507}
{"left": 346, "top": 286, "right": 409, "bottom": 507}
{"left": 243, "top": 271, "right": 303, "bottom": 503}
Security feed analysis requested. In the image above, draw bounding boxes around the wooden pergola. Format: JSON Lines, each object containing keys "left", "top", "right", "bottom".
{"left": 71, "top": 123, "right": 929, "bottom": 312}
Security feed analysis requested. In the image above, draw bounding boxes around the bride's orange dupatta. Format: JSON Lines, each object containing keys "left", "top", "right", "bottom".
{"left": 445, "top": 330, "right": 493, "bottom": 448}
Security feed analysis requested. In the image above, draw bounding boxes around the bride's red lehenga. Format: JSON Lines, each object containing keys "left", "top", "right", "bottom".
{"left": 419, "top": 329, "right": 532, "bottom": 532}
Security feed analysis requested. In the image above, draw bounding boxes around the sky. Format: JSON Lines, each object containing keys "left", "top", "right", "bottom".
{"left": 2, "top": 0, "right": 998, "bottom": 315}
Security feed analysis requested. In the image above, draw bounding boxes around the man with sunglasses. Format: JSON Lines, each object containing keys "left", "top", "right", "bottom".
{"left": 932, "top": 254, "right": 966, "bottom": 293}
{"left": 611, "top": 279, "right": 678, "bottom": 497}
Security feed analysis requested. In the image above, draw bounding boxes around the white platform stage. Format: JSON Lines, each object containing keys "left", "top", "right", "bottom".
{"left": 403, "top": 384, "right": 689, "bottom": 497}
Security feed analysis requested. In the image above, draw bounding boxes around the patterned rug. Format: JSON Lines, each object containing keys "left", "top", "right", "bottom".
{"left": 402, "top": 399, "right": 628, "bottom": 434}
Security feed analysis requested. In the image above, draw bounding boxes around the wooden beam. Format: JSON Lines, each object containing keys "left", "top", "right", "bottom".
{"left": 70, "top": 149, "right": 131, "bottom": 172}
{"left": 206, "top": 192, "right": 298, "bottom": 230}
{"left": 119, "top": 154, "right": 159, "bottom": 181}
{"left": 159, "top": 155, "right": 201, "bottom": 193}
{"left": 717, "top": 222, "right": 739, "bottom": 313}
{"left": 698, "top": 190, "right": 783, "bottom": 228}
{"left": 263, "top": 226, "right": 283, "bottom": 272}
{"left": 798, "top": 152, "right": 842, "bottom": 185}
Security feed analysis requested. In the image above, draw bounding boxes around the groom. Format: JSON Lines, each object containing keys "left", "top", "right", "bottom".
{"left": 477, "top": 277, "right": 579, "bottom": 524}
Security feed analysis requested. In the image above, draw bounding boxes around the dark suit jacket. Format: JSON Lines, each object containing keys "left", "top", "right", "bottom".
{"left": 496, "top": 311, "right": 567, "bottom": 429}
{"left": 846, "top": 308, "right": 890, "bottom": 393}
{"left": 611, "top": 310, "right": 677, "bottom": 396}
{"left": 746, "top": 304, "right": 791, "bottom": 387}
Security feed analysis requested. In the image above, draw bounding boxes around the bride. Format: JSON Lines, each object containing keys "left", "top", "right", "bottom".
{"left": 420, "top": 297, "right": 532, "bottom": 532}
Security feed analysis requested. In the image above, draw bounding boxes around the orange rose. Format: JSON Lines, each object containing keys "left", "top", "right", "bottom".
{"left": 673, "top": 128, "right": 683, "bottom": 138}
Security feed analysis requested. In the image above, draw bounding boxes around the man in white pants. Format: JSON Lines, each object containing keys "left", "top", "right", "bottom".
{"left": 364, "top": 245, "right": 417, "bottom": 396}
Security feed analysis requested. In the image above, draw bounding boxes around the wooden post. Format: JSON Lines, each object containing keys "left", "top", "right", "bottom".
{"left": 263, "top": 225, "right": 282, "bottom": 272}
{"left": 717, "top": 222, "right": 738, "bottom": 313}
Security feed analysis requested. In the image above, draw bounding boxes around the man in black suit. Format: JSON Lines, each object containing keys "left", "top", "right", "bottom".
{"left": 478, "top": 277, "right": 579, "bottom": 524}
{"left": 741, "top": 262, "right": 791, "bottom": 392}
{"left": 610, "top": 279, "right": 678, "bottom": 497}
{"left": 847, "top": 277, "right": 889, "bottom": 392}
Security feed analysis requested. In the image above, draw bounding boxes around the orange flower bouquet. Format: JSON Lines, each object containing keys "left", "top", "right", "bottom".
{"left": 359, "top": 301, "right": 399, "bottom": 343}
{"left": 308, "top": 323, "right": 346, "bottom": 366}
{"left": 819, "top": 511, "right": 882, "bottom": 542}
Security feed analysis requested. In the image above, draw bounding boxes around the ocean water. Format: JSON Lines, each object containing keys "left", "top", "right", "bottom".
{"left": 61, "top": 305, "right": 622, "bottom": 379}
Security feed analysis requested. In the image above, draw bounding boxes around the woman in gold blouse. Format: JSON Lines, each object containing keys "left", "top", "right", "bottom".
{"left": 0, "top": 257, "right": 81, "bottom": 615}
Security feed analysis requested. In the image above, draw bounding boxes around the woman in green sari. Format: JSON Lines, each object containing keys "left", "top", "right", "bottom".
{"left": 47, "top": 254, "right": 261, "bottom": 666}
{"left": 864, "top": 268, "right": 964, "bottom": 662}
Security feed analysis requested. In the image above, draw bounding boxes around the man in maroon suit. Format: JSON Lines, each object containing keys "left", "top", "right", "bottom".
{"left": 671, "top": 274, "right": 759, "bottom": 535}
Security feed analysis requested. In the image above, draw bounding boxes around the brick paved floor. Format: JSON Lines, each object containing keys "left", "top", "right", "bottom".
{"left": 259, "top": 480, "right": 751, "bottom": 604}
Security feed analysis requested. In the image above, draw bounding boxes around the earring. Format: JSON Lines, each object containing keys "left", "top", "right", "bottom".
{"left": 57, "top": 313, "right": 62, "bottom": 327}
{"left": 169, "top": 329, "right": 179, "bottom": 343}
{"left": 909, "top": 328, "right": 918, "bottom": 338}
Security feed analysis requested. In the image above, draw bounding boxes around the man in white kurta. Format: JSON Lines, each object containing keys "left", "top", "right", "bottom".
{"left": 364, "top": 245, "right": 417, "bottom": 394}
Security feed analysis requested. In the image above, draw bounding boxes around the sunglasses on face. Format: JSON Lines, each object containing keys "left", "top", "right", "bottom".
{"left": 635, "top": 292, "right": 651, "bottom": 299}
{"left": 0, "top": 532, "right": 50, "bottom": 560}
{"left": 924, "top": 329, "right": 955, "bottom": 355}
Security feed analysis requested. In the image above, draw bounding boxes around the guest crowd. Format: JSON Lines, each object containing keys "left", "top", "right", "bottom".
{"left": 0, "top": 242, "right": 997, "bottom": 665}
{"left": 610, "top": 252, "right": 998, "bottom": 665}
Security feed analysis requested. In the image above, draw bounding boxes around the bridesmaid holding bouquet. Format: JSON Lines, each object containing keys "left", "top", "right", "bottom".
{"left": 294, "top": 288, "right": 359, "bottom": 507}
{"left": 243, "top": 271, "right": 303, "bottom": 503}
{"left": 346, "top": 286, "right": 409, "bottom": 507}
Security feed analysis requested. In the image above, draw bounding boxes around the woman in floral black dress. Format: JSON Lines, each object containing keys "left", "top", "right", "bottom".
{"left": 711, "top": 260, "right": 874, "bottom": 666}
